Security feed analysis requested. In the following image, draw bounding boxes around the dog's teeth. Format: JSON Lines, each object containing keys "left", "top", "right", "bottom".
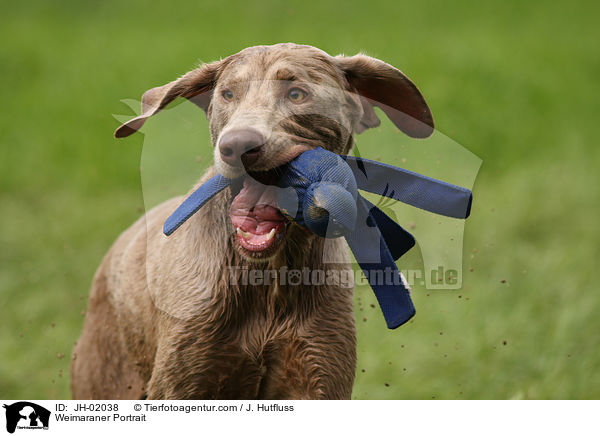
{"left": 236, "top": 227, "right": 253, "bottom": 239}
{"left": 265, "top": 228, "right": 276, "bottom": 240}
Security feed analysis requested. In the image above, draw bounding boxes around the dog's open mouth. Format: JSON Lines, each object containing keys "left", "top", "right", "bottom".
{"left": 229, "top": 172, "right": 288, "bottom": 257}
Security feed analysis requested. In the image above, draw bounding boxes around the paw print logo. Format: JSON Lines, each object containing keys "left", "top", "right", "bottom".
{"left": 287, "top": 269, "right": 302, "bottom": 286}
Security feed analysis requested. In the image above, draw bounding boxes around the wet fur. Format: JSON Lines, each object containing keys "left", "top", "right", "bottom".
{"left": 71, "top": 43, "right": 432, "bottom": 399}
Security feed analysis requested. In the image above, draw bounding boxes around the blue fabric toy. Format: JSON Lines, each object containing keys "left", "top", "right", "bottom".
{"left": 164, "top": 147, "right": 472, "bottom": 329}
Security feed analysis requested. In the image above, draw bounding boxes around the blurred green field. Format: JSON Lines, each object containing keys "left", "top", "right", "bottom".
{"left": 1, "top": 0, "right": 599, "bottom": 399}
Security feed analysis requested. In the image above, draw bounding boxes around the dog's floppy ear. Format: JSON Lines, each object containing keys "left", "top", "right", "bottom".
{"left": 115, "top": 60, "right": 223, "bottom": 138}
{"left": 336, "top": 54, "right": 434, "bottom": 138}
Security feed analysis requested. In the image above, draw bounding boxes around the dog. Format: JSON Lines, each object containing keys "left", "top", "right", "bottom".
{"left": 70, "top": 43, "right": 433, "bottom": 400}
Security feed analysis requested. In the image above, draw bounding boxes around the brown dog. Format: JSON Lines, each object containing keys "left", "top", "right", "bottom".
{"left": 70, "top": 43, "right": 433, "bottom": 400}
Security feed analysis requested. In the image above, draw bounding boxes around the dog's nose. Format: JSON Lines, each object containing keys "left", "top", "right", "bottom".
{"left": 219, "top": 128, "right": 264, "bottom": 167}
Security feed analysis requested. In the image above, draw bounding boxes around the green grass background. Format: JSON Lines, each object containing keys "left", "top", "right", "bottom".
{"left": 1, "top": 0, "right": 599, "bottom": 399}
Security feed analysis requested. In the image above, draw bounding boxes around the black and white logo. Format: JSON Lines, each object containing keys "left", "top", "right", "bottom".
{"left": 3, "top": 402, "right": 50, "bottom": 434}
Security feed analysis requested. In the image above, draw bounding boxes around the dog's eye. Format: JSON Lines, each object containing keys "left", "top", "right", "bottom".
{"left": 222, "top": 90, "right": 234, "bottom": 101}
{"left": 287, "top": 87, "right": 308, "bottom": 103}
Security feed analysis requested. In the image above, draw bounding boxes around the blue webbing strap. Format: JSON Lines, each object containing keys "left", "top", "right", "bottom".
{"left": 360, "top": 198, "right": 415, "bottom": 261}
{"left": 163, "top": 174, "right": 232, "bottom": 236}
{"left": 345, "top": 196, "right": 416, "bottom": 329}
{"left": 343, "top": 155, "right": 472, "bottom": 219}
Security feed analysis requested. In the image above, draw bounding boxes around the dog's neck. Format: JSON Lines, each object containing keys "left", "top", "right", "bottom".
{"left": 178, "top": 173, "right": 349, "bottom": 327}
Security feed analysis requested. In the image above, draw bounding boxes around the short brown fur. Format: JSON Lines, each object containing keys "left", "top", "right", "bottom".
{"left": 71, "top": 43, "right": 432, "bottom": 399}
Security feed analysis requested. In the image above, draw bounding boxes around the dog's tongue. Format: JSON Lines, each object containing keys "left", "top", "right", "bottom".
{"left": 230, "top": 176, "right": 284, "bottom": 236}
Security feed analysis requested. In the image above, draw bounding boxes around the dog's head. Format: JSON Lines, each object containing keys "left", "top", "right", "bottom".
{"left": 116, "top": 43, "right": 433, "bottom": 261}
